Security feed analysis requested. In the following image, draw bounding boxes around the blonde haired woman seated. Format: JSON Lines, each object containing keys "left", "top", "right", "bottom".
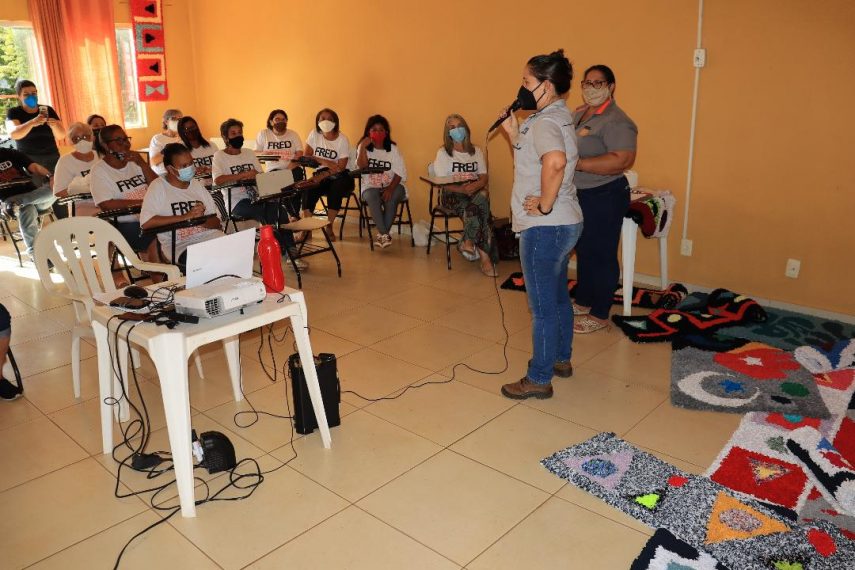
{"left": 433, "top": 114, "right": 497, "bottom": 276}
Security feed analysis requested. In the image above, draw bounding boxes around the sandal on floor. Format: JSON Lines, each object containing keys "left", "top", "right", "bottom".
{"left": 574, "top": 315, "right": 610, "bottom": 334}
{"left": 457, "top": 241, "right": 479, "bottom": 262}
{"left": 572, "top": 303, "right": 590, "bottom": 316}
{"left": 480, "top": 263, "right": 498, "bottom": 278}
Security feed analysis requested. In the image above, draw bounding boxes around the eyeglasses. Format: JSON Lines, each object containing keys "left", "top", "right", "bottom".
{"left": 70, "top": 134, "right": 92, "bottom": 143}
{"left": 107, "top": 136, "right": 132, "bottom": 144}
{"left": 581, "top": 80, "right": 609, "bottom": 89}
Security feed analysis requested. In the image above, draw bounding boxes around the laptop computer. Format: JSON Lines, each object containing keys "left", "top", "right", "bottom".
{"left": 184, "top": 228, "right": 255, "bottom": 288}
{"left": 255, "top": 169, "right": 295, "bottom": 200}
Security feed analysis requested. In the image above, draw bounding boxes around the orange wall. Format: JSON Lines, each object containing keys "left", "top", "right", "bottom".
{"left": 3, "top": 0, "right": 854, "bottom": 315}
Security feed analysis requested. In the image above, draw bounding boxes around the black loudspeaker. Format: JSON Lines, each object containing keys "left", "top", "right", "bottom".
{"left": 199, "top": 431, "right": 237, "bottom": 474}
{"left": 289, "top": 353, "right": 340, "bottom": 435}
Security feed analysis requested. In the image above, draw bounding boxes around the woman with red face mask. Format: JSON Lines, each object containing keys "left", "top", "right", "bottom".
{"left": 356, "top": 115, "right": 407, "bottom": 249}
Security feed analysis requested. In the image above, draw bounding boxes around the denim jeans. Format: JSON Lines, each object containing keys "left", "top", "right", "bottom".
{"left": 5, "top": 183, "right": 56, "bottom": 254}
{"left": 519, "top": 223, "right": 582, "bottom": 384}
{"left": 362, "top": 184, "right": 405, "bottom": 235}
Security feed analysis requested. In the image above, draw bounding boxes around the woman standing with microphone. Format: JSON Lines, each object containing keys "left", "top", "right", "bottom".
{"left": 499, "top": 49, "right": 583, "bottom": 400}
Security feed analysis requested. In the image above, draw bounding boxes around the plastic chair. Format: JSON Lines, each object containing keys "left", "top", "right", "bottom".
{"left": 32, "top": 217, "right": 205, "bottom": 404}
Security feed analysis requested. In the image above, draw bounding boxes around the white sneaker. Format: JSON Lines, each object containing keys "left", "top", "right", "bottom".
{"left": 287, "top": 257, "right": 309, "bottom": 270}
{"left": 380, "top": 234, "right": 392, "bottom": 249}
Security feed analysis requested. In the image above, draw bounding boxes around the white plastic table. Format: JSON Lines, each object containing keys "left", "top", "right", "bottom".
{"left": 620, "top": 191, "right": 669, "bottom": 316}
{"left": 91, "top": 287, "right": 331, "bottom": 517}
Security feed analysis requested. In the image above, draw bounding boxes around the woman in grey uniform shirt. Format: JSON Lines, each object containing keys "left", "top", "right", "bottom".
{"left": 499, "top": 49, "right": 583, "bottom": 400}
{"left": 571, "top": 65, "right": 637, "bottom": 334}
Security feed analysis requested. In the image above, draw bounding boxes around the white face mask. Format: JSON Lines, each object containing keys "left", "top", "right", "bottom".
{"left": 582, "top": 85, "right": 611, "bottom": 107}
{"left": 167, "top": 119, "right": 179, "bottom": 132}
{"left": 317, "top": 120, "right": 336, "bottom": 133}
{"left": 73, "top": 139, "right": 93, "bottom": 154}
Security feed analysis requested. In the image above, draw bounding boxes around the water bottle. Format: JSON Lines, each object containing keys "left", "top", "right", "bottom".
{"left": 257, "top": 225, "right": 284, "bottom": 293}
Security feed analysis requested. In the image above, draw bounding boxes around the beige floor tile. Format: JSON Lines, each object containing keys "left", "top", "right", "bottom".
{"left": 28, "top": 510, "right": 220, "bottom": 570}
{"left": 504, "top": 317, "right": 624, "bottom": 366}
{"left": 428, "top": 269, "right": 506, "bottom": 300}
{"left": 0, "top": 294, "right": 39, "bottom": 318}
{"left": 451, "top": 405, "right": 598, "bottom": 493}
{"left": 438, "top": 296, "right": 531, "bottom": 343}
{"left": 365, "top": 378, "right": 513, "bottom": 446}
{"left": 523, "top": 367, "right": 667, "bottom": 435}
{"left": 300, "top": 284, "right": 368, "bottom": 324}
{"left": 169, "top": 455, "right": 348, "bottom": 570}
{"left": 623, "top": 400, "right": 742, "bottom": 468}
{"left": 2, "top": 279, "right": 71, "bottom": 311}
{"left": 278, "top": 409, "right": 441, "bottom": 501}
{"left": 468, "top": 496, "right": 649, "bottom": 570}
{"left": 324, "top": 272, "right": 420, "bottom": 304}
{"left": 370, "top": 323, "right": 492, "bottom": 371}
{"left": 247, "top": 505, "right": 459, "bottom": 570}
{"left": 0, "top": 397, "right": 45, "bottom": 431}
{"left": 358, "top": 450, "right": 548, "bottom": 566}
{"left": 49, "top": 378, "right": 172, "bottom": 455}
{"left": 371, "top": 284, "right": 469, "bottom": 321}
{"left": 580, "top": 337, "right": 673, "bottom": 391}
{"left": 24, "top": 356, "right": 102, "bottom": 415}
{"left": 337, "top": 347, "right": 434, "bottom": 407}
{"left": 312, "top": 304, "right": 424, "bottom": 346}
{"left": 0, "top": 458, "right": 148, "bottom": 569}
{"left": 447, "top": 343, "right": 532, "bottom": 395}
{"left": 13, "top": 330, "right": 97, "bottom": 378}
{"left": 0, "top": 417, "right": 89, "bottom": 491}
{"left": 94, "top": 412, "right": 263, "bottom": 500}
{"left": 241, "top": 326, "right": 363, "bottom": 368}
{"left": 36, "top": 303, "right": 79, "bottom": 329}
{"left": 8, "top": 310, "right": 68, "bottom": 345}
{"left": 554, "top": 483, "right": 654, "bottom": 536}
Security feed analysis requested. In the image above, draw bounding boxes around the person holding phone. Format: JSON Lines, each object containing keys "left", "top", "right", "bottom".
{"left": 5, "top": 79, "right": 66, "bottom": 217}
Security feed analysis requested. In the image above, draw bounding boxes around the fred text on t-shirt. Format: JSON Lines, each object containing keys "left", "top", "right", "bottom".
{"left": 117, "top": 174, "right": 146, "bottom": 192}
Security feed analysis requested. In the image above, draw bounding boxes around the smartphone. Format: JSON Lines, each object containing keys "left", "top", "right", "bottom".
{"left": 109, "top": 297, "right": 150, "bottom": 310}
{"left": 38, "top": 105, "right": 48, "bottom": 118}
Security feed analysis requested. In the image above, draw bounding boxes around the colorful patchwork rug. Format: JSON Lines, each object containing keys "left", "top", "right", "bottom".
{"left": 677, "top": 295, "right": 855, "bottom": 351}
{"left": 630, "top": 528, "right": 730, "bottom": 569}
{"left": 499, "top": 272, "right": 688, "bottom": 310}
{"left": 612, "top": 289, "right": 767, "bottom": 343}
{"left": 706, "top": 365, "right": 855, "bottom": 538}
{"left": 542, "top": 433, "right": 855, "bottom": 569}
{"left": 671, "top": 342, "right": 832, "bottom": 417}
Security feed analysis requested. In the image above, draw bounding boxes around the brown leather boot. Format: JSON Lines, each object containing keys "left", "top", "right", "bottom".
{"left": 501, "top": 377, "right": 553, "bottom": 400}
{"left": 553, "top": 360, "right": 573, "bottom": 378}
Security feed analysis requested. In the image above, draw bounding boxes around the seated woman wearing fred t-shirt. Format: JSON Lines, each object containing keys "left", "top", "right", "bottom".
{"left": 255, "top": 109, "right": 303, "bottom": 172}
{"left": 356, "top": 115, "right": 407, "bottom": 249}
{"left": 303, "top": 108, "right": 352, "bottom": 240}
{"left": 53, "top": 121, "right": 99, "bottom": 216}
{"left": 141, "top": 143, "right": 224, "bottom": 269}
{"left": 86, "top": 114, "right": 107, "bottom": 157}
{"left": 212, "top": 118, "right": 301, "bottom": 265}
{"left": 178, "top": 116, "right": 216, "bottom": 185}
{"left": 149, "top": 109, "right": 183, "bottom": 176}
{"left": 433, "top": 113, "right": 497, "bottom": 277}
{"left": 89, "top": 125, "right": 159, "bottom": 258}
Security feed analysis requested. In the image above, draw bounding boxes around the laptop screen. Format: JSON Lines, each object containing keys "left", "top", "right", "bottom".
{"left": 184, "top": 228, "right": 255, "bottom": 288}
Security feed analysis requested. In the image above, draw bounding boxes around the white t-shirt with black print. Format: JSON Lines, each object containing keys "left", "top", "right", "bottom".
{"left": 359, "top": 143, "right": 408, "bottom": 196}
{"left": 255, "top": 128, "right": 302, "bottom": 171}
{"left": 89, "top": 160, "right": 149, "bottom": 222}
{"left": 149, "top": 133, "right": 181, "bottom": 176}
{"left": 211, "top": 148, "right": 262, "bottom": 208}
{"left": 306, "top": 130, "right": 350, "bottom": 166}
{"left": 432, "top": 146, "right": 487, "bottom": 178}
{"left": 140, "top": 177, "right": 223, "bottom": 261}
{"left": 53, "top": 153, "right": 98, "bottom": 214}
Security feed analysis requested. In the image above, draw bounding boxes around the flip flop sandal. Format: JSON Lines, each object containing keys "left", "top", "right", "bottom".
{"left": 572, "top": 303, "right": 590, "bottom": 316}
{"left": 457, "top": 241, "right": 479, "bottom": 262}
{"left": 574, "top": 315, "right": 609, "bottom": 334}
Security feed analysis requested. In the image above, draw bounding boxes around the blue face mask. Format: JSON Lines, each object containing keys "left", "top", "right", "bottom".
{"left": 177, "top": 164, "right": 196, "bottom": 182}
{"left": 23, "top": 95, "right": 38, "bottom": 108}
{"left": 449, "top": 126, "right": 467, "bottom": 143}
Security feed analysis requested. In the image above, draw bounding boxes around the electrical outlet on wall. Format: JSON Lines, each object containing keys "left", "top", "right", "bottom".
{"left": 681, "top": 239, "right": 693, "bottom": 256}
{"left": 785, "top": 259, "right": 801, "bottom": 279}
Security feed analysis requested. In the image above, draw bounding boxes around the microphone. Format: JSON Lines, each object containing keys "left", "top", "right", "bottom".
{"left": 488, "top": 99, "right": 522, "bottom": 132}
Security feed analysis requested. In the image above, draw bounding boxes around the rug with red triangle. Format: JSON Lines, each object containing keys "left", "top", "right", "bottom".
{"left": 543, "top": 432, "right": 855, "bottom": 569}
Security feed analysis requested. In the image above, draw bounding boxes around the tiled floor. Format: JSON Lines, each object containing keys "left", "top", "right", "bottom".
{"left": 0, "top": 228, "right": 744, "bottom": 569}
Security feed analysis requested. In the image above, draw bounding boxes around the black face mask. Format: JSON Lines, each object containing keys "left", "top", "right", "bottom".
{"left": 228, "top": 135, "right": 244, "bottom": 149}
{"left": 517, "top": 82, "right": 544, "bottom": 111}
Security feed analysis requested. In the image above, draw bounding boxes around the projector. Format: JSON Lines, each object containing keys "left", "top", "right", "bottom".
{"left": 173, "top": 277, "right": 266, "bottom": 318}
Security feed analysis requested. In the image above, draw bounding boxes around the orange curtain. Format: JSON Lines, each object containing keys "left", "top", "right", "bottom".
{"left": 28, "top": 0, "right": 124, "bottom": 131}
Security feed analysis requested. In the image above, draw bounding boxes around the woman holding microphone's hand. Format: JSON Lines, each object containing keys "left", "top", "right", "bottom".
{"left": 499, "top": 49, "right": 583, "bottom": 401}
